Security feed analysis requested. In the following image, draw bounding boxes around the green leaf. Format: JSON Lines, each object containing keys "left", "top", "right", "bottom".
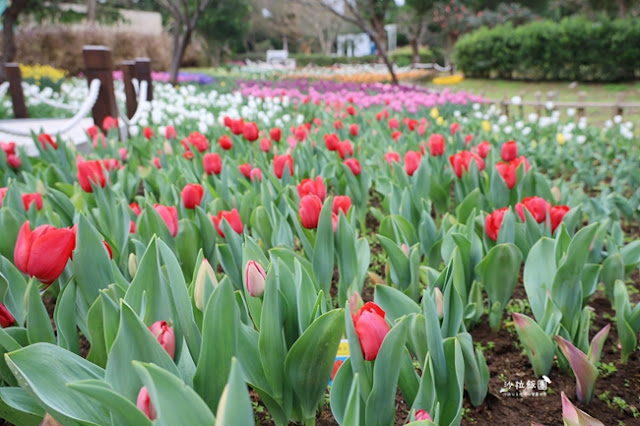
{"left": 601, "top": 254, "right": 624, "bottom": 300}
{"left": 25, "top": 279, "right": 55, "bottom": 345}
{"left": 214, "top": 358, "right": 254, "bottom": 426}
{"left": 365, "top": 317, "right": 410, "bottom": 426}
{"left": 374, "top": 285, "right": 421, "bottom": 323}
{"left": 523, "top": 238, "right": 556, "bottom": 322}
{"left": 313, "top": 198, "right": 335, "bottom": 296}
{"left": 329, "top": 357, "right": 354, "bottom": 425}
{"left": 554, "top": 335, "right": 598, "bottom": 404}
{"left": 105, "top": 301, "right": 181, "bottom": 401}
{"left": 194, "top": 279, "right": 238, "bottom": 413}
{"left": 5, "top": 342, "right": 107, "bottom": 425}
{"left": 0, "top": 387, "right": 44, "bottom": 425}
{"left": 284, "top": 309, "right": 344, "bottom": 422}
{"left": 342, "top": 373, "right": 362, "bottom": 426}
{"left": 456, "top": 188, "right": 481, "bottom": 223}
{"left": 68, "top": 380, "right": 152, "bottom": 426}
{"left": 0, "top": 254, "right": 28, "bottom": 325}
{"left": 512, "top": 313, "right": 555, "bottom": 377}
{"left": 458, "top": 332, "right": 488, "bottom": 407}
{"left": 133, "top": 361, "right": 215, "bottom": 426}
{"left": 54, "top": 280, "right": 80, "bottom": 354}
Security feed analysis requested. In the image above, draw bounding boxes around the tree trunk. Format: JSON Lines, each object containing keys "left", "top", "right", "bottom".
{"left": 87, "top": 0, "right": 97, "bottom": 25}
{"left": 410, "top": 38, "right": 419, "bottom": 68}
{"left": 369, "top": 32, "right": 398, "bottom": 85}
{"left": 169, "top": 23, "right": 193, "bottom": 86}
{"left": 1, "top": 0, "right": 28, "bottom": 82}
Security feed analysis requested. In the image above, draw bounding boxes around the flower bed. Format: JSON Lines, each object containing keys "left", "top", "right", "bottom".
{"left": 0, "top": 78, "right": 639, "bottom": 425}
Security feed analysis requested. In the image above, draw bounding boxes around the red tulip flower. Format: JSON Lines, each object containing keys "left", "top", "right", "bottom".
{"left": 218, "top": 135, "right": 233, "bottom": 150}
{"left": 77, "top": 160, "right": 106, "bottom": 192}
{"left": 404, "top": 151, "right": 422, "bottom": 176}
{"left": 477, "top": 141, "right": 491, "bottom": 158}
{"left": 334, "top": 120, "right": 344, "bottom": 130}
{"left": 130, "top": 202, "right": 142, "bottom": 216}
{"left": 352, "top": 302, "right": 389, "bottom": 361}
{"left": 260, "top": 138, "right": 271, "bottom": 152}
{"left": 188, "top": 132, "right": 209, "bottom": 152}
{"left": 165, "top": 125, "right": 177, "bottom": 140}
{"left": 137, "top": 387, "right": 157, "bottom": 420}
{"left": 6, "top": 154, "right": 21, "bottom": 169}
{"left": 346, "top": 105, "right": 356, "bottom": 116}
{"left": 343, "top": 158, "right": 361, "bottom": 176}
{"left": 102, "top": 116, "right": 118, "bottom": 132}
{"left": 349, "top": 123, "right": 359, "bottom": 137}
{"left": 429, "top": 133, "right": 445, "bottom": 156}
{"left": 38, "top": 133, "right": 57, "bottom": 150}
{"left": 181, "top": 184, "right": 204, "bottom": 209}
{"left": 14, "top": 221, "right": 75, "bottom": 285}
{"left": 450, "top": 122, "right": 460, "bottom": 135}
{"left": 485, "top": 207, "right": 508, "bottom": 241}
{"left": 238, "top": 163, "right": 252, "bottom": 178}
{"left": 515, "top": 196, "right": 550, "bottom": 223}
{"left": 501, "top": 141, "right": 518, "bottom": 162}
{"left": 212, "top": 208, "right": 244, "bottom": 238}
{"left": 143, "top": 127, "right": 154, "bottom": 140}
{"left": 297, "top": 176, "right": 326, "bottom": 201}
{"left": 153, "top": 157, "right": 162, "bottom": 169}
{"left": 299, "top": 194, "right": 323, "bottom": 229}
{"left": 245, "top": 260, "right": 267, "bottom": 297}
{"left": 243, "top": 122, "right": 259, "bottom": 142}
{"left": 149, "top": 320, "right": 175, "bottom": 359}
{"left": 270, "top": 127, "right": 281, "bottom": 142}
{"left": 154, "top": 204, "right": 178, "bottom": 237}
{"left": 511, "top": 156, "right": 530, "bottom": 172}
{"left": 203, "top": 152, "right": 222, "bottom": 175}
{"left": 496, "top": 162, "right": 517, "bottom": 189}
{"left": 230, "top": 118, "right": 245, "bottom": 135}
{"left": 332, "top": 195, "right": 352, "bottom": 215}
{"left": 384, "top": 151, "right": 400, "bottom": 165}
{"left": 0, "top": 302, "right": 15, "bottom": 328}
{"left": 415, "top": 410, "right": 432, "bottom": 421}
{"left": 550, "top": 205, "right": 570, "bottom": 232}
{"left": 273, "top": 154, "right": 294, "bottom": 178}
{"left": 22, "top": 193, "right": 43, "bottom": 211}
{"left": 324, "top": 133, "right": 340, "bottom": 151}
{"left": 391, "top": 130, "right": 402, "bottom": 141}
{"left": 449, "top": 151, "right": 485, "bottom": 178}
{"left": 250, "top": 167, "right": 262, "bottom": 182}
{"left": 388, "top": 118, "right": 399, "bottom": 129}
{"left": 338, "top": 140, "right": 354, "bottom": 159}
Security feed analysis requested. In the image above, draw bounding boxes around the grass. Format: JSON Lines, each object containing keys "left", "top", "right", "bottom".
{"left": 421, "top": 77, "right": 640, "bottom": 126}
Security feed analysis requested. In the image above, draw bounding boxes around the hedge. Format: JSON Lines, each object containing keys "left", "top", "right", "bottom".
{"left": 454, "top": 17, "right": 640, "bottom": 81}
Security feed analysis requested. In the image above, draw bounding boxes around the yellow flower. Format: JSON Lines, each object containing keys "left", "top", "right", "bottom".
{"left": 482, "top": 120, "right": 491, "bottom": 132}
{"left": 556, "top": 133, "right": 565, "bottom": 145}
{"left": 432, "top": 74, "right": 464, "bottom": 85}
{"left": 436, "top": 116, "right": 445, "bottom": 126}
{"left": 531, "top": 140, "right": 538, "bottom": 149}
{"left": 430, "top": 108, "right": 439, "bottom": 119}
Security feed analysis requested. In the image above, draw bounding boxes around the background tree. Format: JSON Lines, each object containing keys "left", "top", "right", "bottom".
{"left": 401, "top": 0, "right": 434, "bottom": 67}
{"left": 196, "top": 0, "right": 250, "bottom": 65}
{"left": 153, "top": 0, "right": 213, "bottom": 85}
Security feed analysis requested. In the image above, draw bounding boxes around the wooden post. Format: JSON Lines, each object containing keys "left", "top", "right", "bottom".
{"left": 134, "top": 57, "right": 153, "bottom": 101}
{"left": 518, "top": 91, "right": 524, "bottom": 117}
{"left": 547, "top": 91, "right": 557, "bottom": 111}
{"left": 534, "top": 91, "right": 542, "bottom": 116}
{"left": 577, "top": 91, "right": 586, "bottom": 118}
{"left": 5, "top": 63, "right": 28, "bottom": 118}
{"left": 501, "top": 93, "right": 509, "bottom": 117}
{"left": 83, "top": 46, "right": 119, "bottom": 134}
{"left": 615, "top": 93, "right": 624, "bottom": 117}
{"left": 121, "top": 61, "right": 137, "bottom": 119}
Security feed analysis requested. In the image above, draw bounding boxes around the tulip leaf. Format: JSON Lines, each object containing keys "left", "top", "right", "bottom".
{"left": 194, "top": 279, "right": 238, "bottom": 413}
{"left": 422, "top": 293, "right": 447, "bottom": 391}
{"left": 0, "top": 254, "right": 27, "bottom": 325}
{"left": 523, "top": 238, "right": 556, "bottom": 323}
{"left": 398, "top": 348, "right": 420, "bottom": 408}
{"left": 53, "top": 280, "right": 80, "bottom": 354}
{"left": 329, "top": 357, "right": 354, "bottom": 425}
{"left": 285, "top": 309, "right": 344, "bottom": 422}
{"left": 378, "top": 235, "right": 411, "bottom": 289}
{"left": 601, "top": 253, "right": 625, "bottom": 300}
{"left": 458, "top": 332, "right": 489, "bottom": 407}
{"left": 365, "top": 316, "right": 409, "bottom": 426}
{"left": 554, "top": 335, "right": 598, "bottom": 404}
{"left": 86, "top": 295, "right": 107, "bottom": 368}
{"left": 336, "top": 213, "right": 357, "bottom": 306}
{"left": 512, "top": 313, "right": 555, "bottom": 377}
{"left": 456, "top": 188, "right": 482, "bottom": 223}
{"left": 374, "top": 285, "right": 420, "bottom": 323}
{"left": 133, "top": 361, "right": 215, "bottom": 426}
{"left": 475, "top": 243, "right": 522, "bottom": 332}
{"left": 25, "top": 279, "right": 55, "bottom": 345}
{"left": 214, "top": 358, "right": 254, "bottom": 426}
{"left": 0, "top": 207, "right": 24, "bottom": 262}
{"left": 5, "top": 342, "right": 107, "bottom": 425}
{"left": 342, "top": 373, "right": 363, "bottom": 426}
{"left": 379, "top": 215, "right": 418, "bottom": 247}
{"left": 614, "top": 280, "right": 638, "bottom": 363}
{"left": 312, "top": 198, "right": 335, "bottom": 297}
{"left": 68, "top": 379, "right": 152, "bottom": 426}
{"left": 0, "top": 387, "right": 44, "bottom": 424}
{"left": 195, "top": 206, "right": 217, "bottom": 261}
{"left": 175, "top": 218, "right": 202, "bottom": 282}
{"left": 105, "top": 301, "right": 181, "bottom": 401}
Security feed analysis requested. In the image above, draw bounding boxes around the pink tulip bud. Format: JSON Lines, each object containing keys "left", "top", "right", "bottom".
{"left": 136, "top": 386, "right": 157, "bottom": 420}
{"left": 415, "top": 409, "right": 432, "bottom": 421}
{"left": 149, "top": 321, "right": 175, "bottom": 359}
{"left": 245, "top": 260, "right": 266, "bottom": 297}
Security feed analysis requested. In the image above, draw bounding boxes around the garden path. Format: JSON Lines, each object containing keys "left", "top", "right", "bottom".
{"left": 0, "top": 117, "right": 93, "bottom": 155}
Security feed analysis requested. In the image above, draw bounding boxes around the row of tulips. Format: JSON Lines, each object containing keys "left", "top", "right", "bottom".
{"left": 0, "top": 78, "right": 638, "bottom": 425}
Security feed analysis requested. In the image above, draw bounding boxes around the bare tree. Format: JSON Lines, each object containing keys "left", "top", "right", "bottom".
{"left": 402, "top": 0, "right": 433, "bottom": 67}
{"left": 153, "top": 0, "right": 213, "bottom": 85}
{"left": 1, "top": 0, "right": 29, "bottom": 82}
{"left": 304, "top": 0, "right": 399, "bottom": 84}
{"left": 297, "top": 2, "right": 344, "bottom": 55}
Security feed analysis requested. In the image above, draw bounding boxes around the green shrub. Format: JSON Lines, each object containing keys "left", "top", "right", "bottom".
{"left": 388, "top": 46, "right": 439, "bottom": 67}
{"left": 454, "top": 17, "right": 640, "bottom": 82}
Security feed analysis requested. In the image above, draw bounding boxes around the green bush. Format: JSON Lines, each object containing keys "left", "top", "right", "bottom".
{"left": 454, "top": 17, "right": 640, "bottom": 81}
{"left": 388, "top": 46, "right": 439, "bottom": 67}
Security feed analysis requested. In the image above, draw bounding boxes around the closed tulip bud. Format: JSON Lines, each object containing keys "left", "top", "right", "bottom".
{"left": 14, "top": 221, "right": 75, "bottom": 285}
{"left": 136, "top": 386, "right": 157, "bottom": 420}
{"left": 194, "top": 259, "right": 217, "bottom": 311}
{"left": 415, "top": 409, "right": 432, "bottom": 421}
{"left": 76, "top": 160, "right": 106, "bottom": 193}
{"left": 119, "top": 147, "right": 128, "bottom": 162}
{"left": 243, "top": 122, "right": 259, "bottom": 141}
{"left": 434, "top": 287, "right": 444, "bottom": 319}
{"left": 477, "top": 141, "right": 491, "bottom": 158}
{"left": 485, "top": 207, "right": 508, "bottom": 241}
{"left": 352, "top": 302, "right": 389, "bottom": 361}
{"left": 250, "top": 167, "right": 262, "bottom": 182}
{"left": 515, "top": 196, "right": 550, "bottom": 223}
{"left": 238, "top": 163, "right": 251, "bottom": 178}
{"left": 181, "top": 183, "right": 204, "bottom": 209}
{"left": 154, "top": 204, "right": 178, "bottom": 237}
{"left": 273, "top": 154, "right": 294, "bottom": 179}
{"left": 349, "top": 123, "right": 359, "bottom": 137}
{"left": 143, "top": 127, "right": 154, "bottom": 140}
{"left": 22, "top": 193, "right": 43, "bottom": 211}
{"left": 260, "top": 138, "right": 271, "bottom": 152}
{"left": 343, "top": 158, "right": 361, "bottom": 176}
{"left": 299, "top": 194, "right": 323, "bottom": 229}
{"left": 128, "top": 253, "right": 138, "bottom": 278}
{"left": 297, "top": 176, "right": 326, "bottom": 201}
{"left": 245, "top": 260, "right": 267, "bottom": 297}
{"left": 332, "top": 195, "right": 352, "bottom": 215}
{"left": 212, "top": 209, "right": 244, "bottom": 238}
{"left": 38, "top": 133, "right": 58, "bottom": 150}
{"left": 165, "top": 125, "right": 177, "bottom": 140}
{"left": 551, "top": 186, "right": 561, "bottom": 203}
{"left": 270, "top": 127, "right": 281, "bottom": 142}
{"left": 0, "top": 302, "right": 15, "bottom": 328}
{"left": 324, "top": 133, "right": 340, "bottom": 151}
{"left": 401, "top": 243, "right": 410, "bottom": 257}
{"left": 163, "top": 141, "right": 173, "bottom": 156}
{"left": 550, "top": 205, "right": 570, "bottom": 232}
{"left": 384, "top": 151, "right": 400, "bottom": 165}
{"left": 501, "top": 140, "right": 518, "bottom": 162}
{"left": 404, "top": 151, "right": 421, "bottom": 176}
{"left": 149, "top": 320, "right": 175, "bottom": 359}
{"left": 7, "top": 154, "right": 21, "bottom": 169}
{"left": 428, "top": 133, "right": 445, "bottom": 156}
{"left": 203, "top": 152, "right": 222, "bottom": 175}
{"left": 496, "top": 162, "right": 517, "bottom": 189}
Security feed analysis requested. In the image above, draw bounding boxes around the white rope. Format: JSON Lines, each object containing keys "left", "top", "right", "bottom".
{"left": 119, "top": 80, "right": 148, "bottom": 127}
{"left": 22, "top": 82, "right": 77, "bottom": 111}
{"left": 132, "top": 78, "right": 139, "bottom": 96}
{"left": 0, "top": 79, "right": 101, "bottom": 137}
{"left": 413, "top": 62, "right": 452, "bottom": 72}
{"left": 0, "top": 82, "right": 9, "bottom": 100}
